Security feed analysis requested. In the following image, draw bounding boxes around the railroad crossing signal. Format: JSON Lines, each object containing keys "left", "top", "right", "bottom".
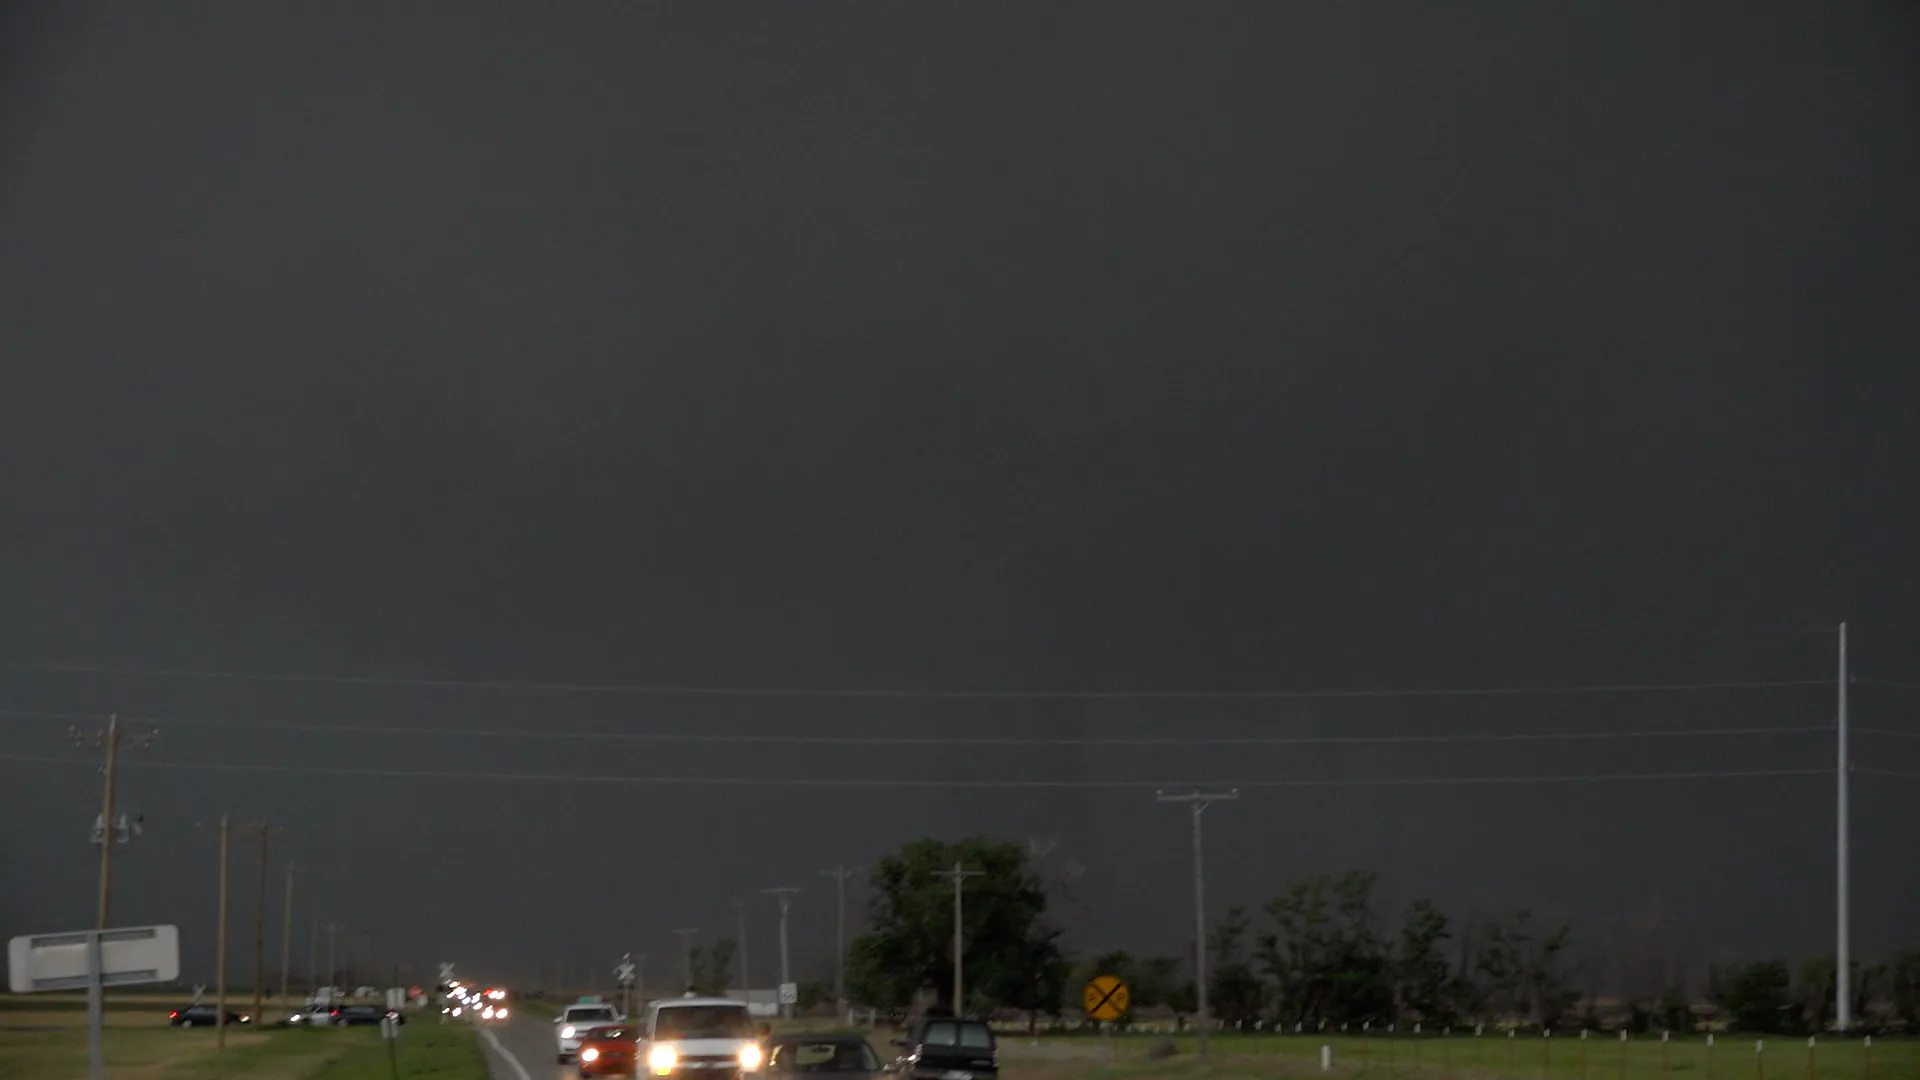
{"left": 438, "top": 962, "right": 455, "bottom": 983}
{"left": 1082, "top": 975, "right": 1130, "bottom": 1023}
{"left": 190, "top": 984, "right": 206, "bottom": 1005}
{"left": 615, "top": 954, "right": 637, "bottom": 988}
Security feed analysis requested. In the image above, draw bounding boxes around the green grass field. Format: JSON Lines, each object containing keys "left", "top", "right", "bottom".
{"left": 986, "top": 1031, "right": 1918, "bottom": 1080}
{"left": 0, "top": 994, "right": 486, "bottom": 1080}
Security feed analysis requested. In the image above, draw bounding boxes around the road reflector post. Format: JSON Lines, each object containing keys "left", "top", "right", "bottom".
{"left": 1321, "top": 1045, "right": 1331, "bottom": 1072}
{"left": 1755, "top": 1040, "right": 1765, "bottom": 1080}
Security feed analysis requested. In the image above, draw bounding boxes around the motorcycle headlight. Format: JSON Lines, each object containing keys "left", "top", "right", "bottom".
{"left": 649, "top": 1044, "right": 677, "bottom": 1074}
{"left": 738, "top": 1044, "right": 764, "bottom": 1071}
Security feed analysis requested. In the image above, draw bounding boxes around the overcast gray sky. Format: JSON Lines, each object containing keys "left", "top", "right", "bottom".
{"left": 2, "top": 2, "right": 1917, "bottom": 988}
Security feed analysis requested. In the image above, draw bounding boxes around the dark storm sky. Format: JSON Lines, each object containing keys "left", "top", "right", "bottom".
{"left": 3, "top": 2, "right": 1918, "bottom": 989}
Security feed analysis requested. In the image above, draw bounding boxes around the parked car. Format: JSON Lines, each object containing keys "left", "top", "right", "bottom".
{"left": 169, "top": 1004, "right": 252, "bottom": 1028}
{"left": 333, "top": 1004, "right": 405, "bottom": 1027}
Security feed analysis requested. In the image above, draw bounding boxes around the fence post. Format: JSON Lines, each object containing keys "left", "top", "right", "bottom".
{"left": 1755, "top": 1039, "right": 1765, "bottom": 1080}
{"left": 1580, "top": 1028, "right": 1590, "bottom": 1080}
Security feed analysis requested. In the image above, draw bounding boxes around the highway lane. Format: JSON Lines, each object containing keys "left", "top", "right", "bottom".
{"left": 478, "top": 1011, "right": 572, "bottom": 1080}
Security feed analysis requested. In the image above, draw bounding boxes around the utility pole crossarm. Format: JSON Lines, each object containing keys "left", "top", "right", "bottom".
{"left": 1155, "top": 788, "right": 1239, "bottom": 1061}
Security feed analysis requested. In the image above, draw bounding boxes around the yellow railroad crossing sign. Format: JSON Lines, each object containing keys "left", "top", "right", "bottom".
{"left": 1082, "top": 974, "right": 1130, "bottom": 1022}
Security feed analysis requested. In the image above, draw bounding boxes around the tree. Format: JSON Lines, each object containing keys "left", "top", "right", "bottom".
{"left": 1258, "top": 871, "right": 1392, "bottom": 1027}
{"left": 1890, "top": 948, "right": 1920, "bottom": 1030}
{"left": 689, "top": 939, "right": 738, "bottom": 997}
{"left": 1710, "top": 960, "right": 1792, "bottom": 1034}
{"left": 1208, "top": 906, "right": 1266, "bottom": 1027}
{"left": 1135, "top": 956, "right": 1187, "bottom": 1015}
{"left": 1395, "top": 898, "right": 1454, "bottom": 1026}
{"left": 845, "top": 836, "right": 1066, "bottom": 1015}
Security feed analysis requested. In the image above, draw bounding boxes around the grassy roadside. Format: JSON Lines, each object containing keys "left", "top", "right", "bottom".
{"left": 0, "top": 1014, "right": 489, "bottom": 1080}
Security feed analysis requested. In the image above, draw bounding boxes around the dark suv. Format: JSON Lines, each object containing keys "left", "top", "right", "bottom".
{"left": 889, "top": 1018, "right": 998, "bottom": 1080}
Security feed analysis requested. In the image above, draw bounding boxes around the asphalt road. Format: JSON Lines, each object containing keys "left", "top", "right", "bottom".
{"left": 477, "top": 1012, "right": 575, "bottom": 1080}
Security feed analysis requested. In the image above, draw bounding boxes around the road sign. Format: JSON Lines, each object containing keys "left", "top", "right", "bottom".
{"left": 191, "top": 984, "right": 206, "bottom": 1004}
{"left": 386, "top": 987, "right": 406, "bottom": 1011}
{"left": 778, "top": 982, "right": 798, "bottom": 1006}
{"left": 1082, "top": 975, "right": 1130, "bottom": 1023}
{"left": 9, "top": 926, "right": 182, "bottom": 1080}
{"left": 8, "top": 925, "right": 180, "bottom": 993}
{"left": 438, "top": 962, "right": 456, "bottom": 982}
{"left": 615, "top": 955, "right": 637, "bottom": 987}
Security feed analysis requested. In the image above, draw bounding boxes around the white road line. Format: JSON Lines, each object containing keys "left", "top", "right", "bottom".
{"left": 480, "top": 1025, "right": 535, "bottom": 1080}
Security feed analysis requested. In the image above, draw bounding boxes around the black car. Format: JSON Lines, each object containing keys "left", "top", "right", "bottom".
{"left": 169, "top": 1004, "right": 252, "bottom": 1027}
{"left": 334, "top": 1004, "right": 406, "bottom": 1027}
{"left": 766, "top": 1034, "right": 883, "bottom": 1080}
{"left": 888, "top": 1019, "right": 997, "bottom": 1080}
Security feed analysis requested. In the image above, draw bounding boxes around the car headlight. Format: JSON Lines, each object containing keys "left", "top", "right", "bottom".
{"left": 482, "top": 1007, "right": 495, "bottom": 1019}
{"left": 497, "top": 1008, "right": 509, "bottom": 1018}
{"left": 562, "top": 1025, "right": 577, "bottom": 1039}
{"left": 452, "top": 1007, "right": 462, "bottom": 1016}
{"left": 583, "top": 1048, "right": 601, "bottom": 1063}
{"left": 649, "top": 1044, "right": 677, "bottom": 1074}
{"left": 738, "top": 1044, "right": 764, "bottom": 1071}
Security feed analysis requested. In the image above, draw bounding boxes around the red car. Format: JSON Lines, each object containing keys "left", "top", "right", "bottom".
{"left": 577, "top": 1024, "right": 641, "bottom": 1077}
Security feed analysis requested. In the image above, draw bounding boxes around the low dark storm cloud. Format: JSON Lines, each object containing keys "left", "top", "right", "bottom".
{"left": 2, "top": 2, "right": 1917, "bottom": 985}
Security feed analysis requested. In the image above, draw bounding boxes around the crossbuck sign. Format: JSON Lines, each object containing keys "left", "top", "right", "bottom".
{"left": 615, "top": 954, "right": 637, "bottom": 987}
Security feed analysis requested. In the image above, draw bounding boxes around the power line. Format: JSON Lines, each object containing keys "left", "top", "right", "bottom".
{"left": 1857, "top": 727, "right": 1920, "bottom": 740}
{"left": 0, "top": 708, "right": 1831, "bottom": 747}
{"left": 0, "top": 752, "right": 1825, "bottom": 789}
{"left": 0, "top": 661, "right": 1831, "bottom": 700}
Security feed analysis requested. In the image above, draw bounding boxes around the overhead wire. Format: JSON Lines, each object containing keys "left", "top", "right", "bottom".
{"left": 0, "top": 661, "right": 1833, "bottom": 699}
{"left": 0, "top": 752, "right": 1832, "bottom": 789}
{"left": 0, "top": 707, "right": 1833, "bottom": 746}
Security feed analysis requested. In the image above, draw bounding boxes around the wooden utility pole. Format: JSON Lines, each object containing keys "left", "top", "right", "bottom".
{"left": 932, "top": 864, "right": 985, "bottom": 1016}
{"left": 279, "top": 864, "right": 296, "bottom": 1005}
{"left": 820, "top": 866, "right": 862, "bottom": 1016}
{"left": 197, "top": 816, "right": 233, "bottom": 1051}
{"left": 71, "top": 714, "right": 157, "bottom": 930}
{"left": 238, "top": 823, "right": 277, "bottom": 1020}
{"left": 1155, "top": 788, "right": 1240, "bottom": 1061}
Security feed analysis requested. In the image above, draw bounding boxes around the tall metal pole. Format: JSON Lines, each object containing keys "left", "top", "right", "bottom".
{"left": 734, "top": 899, "right": 750, "bottom": 998}
{"left": 673, "top": 929, "right": 699, "bottom": 991}
{"left": 1157, "top": 788, "right": 1239, "bottom": 1060}
{"left": 211, "top": 816, "right": 232, "bottom": 1050}
{"left": 821, "top": 867, "right": 861, "bottom": 1016}
{"left": 764, "top": 888, "right": 801, "bottom": 1019}
{"left": 932, "top": 864, "right": 985, "bottom": 1016}
{"left": 325, "top": 920, "right": 344, "bottom": 994}
{"left": 1836, "top": 621, "right": 1851, "bottom": 1032}
{"left": 279, "top": 864, "right": 296, "bottom": 1005}
{"left": 307, "top": 918, "right": 320, "bottom": 998}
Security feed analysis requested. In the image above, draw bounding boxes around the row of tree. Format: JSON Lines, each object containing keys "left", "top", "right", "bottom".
{"left": 841, "top": 835, "right": 1920, "bottom": 1035}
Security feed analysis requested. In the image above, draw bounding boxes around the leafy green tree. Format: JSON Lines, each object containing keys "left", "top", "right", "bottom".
{"left": 1259, "top": 871, "right": 1392, "bottom": 1026}
{"left": 1710, "top": 960, "right": 1792, "bottom": 1034}
{"left": 689, "top": 939, "right": 737, "bottom": 996}
{"left": 845, "top": 836, "right": 1066, "bottom": 1015}
{"left": 1135, "top": 956, "right": 1187, "bottom": 1015}
{"left": 1395, "top": 898, "right": 1455, "bottom": 1025}
{"left": 1890, "top": 949, "right": 1920, "bottom": 1030}
{"left": 1208, "top": 906, "right": 1266, "bottom": 1026}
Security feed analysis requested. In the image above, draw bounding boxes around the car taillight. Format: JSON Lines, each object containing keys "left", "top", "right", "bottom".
{"left": 169, "top": 1011, "right": 179, "bottom": 1019}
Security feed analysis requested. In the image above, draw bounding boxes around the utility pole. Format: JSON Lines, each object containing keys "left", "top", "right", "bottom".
{"left": 231, "top": 822, "right": 278, "bottom": 1022}
{"left": 1836, "top": 621, "right": 1851, "bottom": 1032}
{"left": 763, "top": 888, "right": 801, "bottom": 1019}
{"left": 932, "top": 863, "right": 985, "bottom": 1016}
{"left": 1157, "top": 788, "right": 1239, "bottom": 1061}
{"left": 733, "top": 899, "right": 750, "bottom": 999}
{"left": 324, "top": 920, "right": 346, "bottom": 995}
{"left": 279, "top": 864, "right": 296, "bottom": 1006}
{"left": 196, "top": 816, "right": 234, "bottom": 1051}
{"left": 307, "top": 917, "right": 320, "bottom": 998}
{"left": 821, "top": 866, "right": 861, "bottom": 1016}
{"left": 673, "top": 929, "right": 699, "bottom": 992}
{"left": 72, "top": 714, "right": 157, "bottom": 929}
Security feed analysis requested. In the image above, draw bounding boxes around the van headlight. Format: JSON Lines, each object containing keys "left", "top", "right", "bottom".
{"left": 738, "top": 1044, "right": 764, "bottom": 1071}
{"left": 649, "top": 1044, "right": 678, "bottom": 1074}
